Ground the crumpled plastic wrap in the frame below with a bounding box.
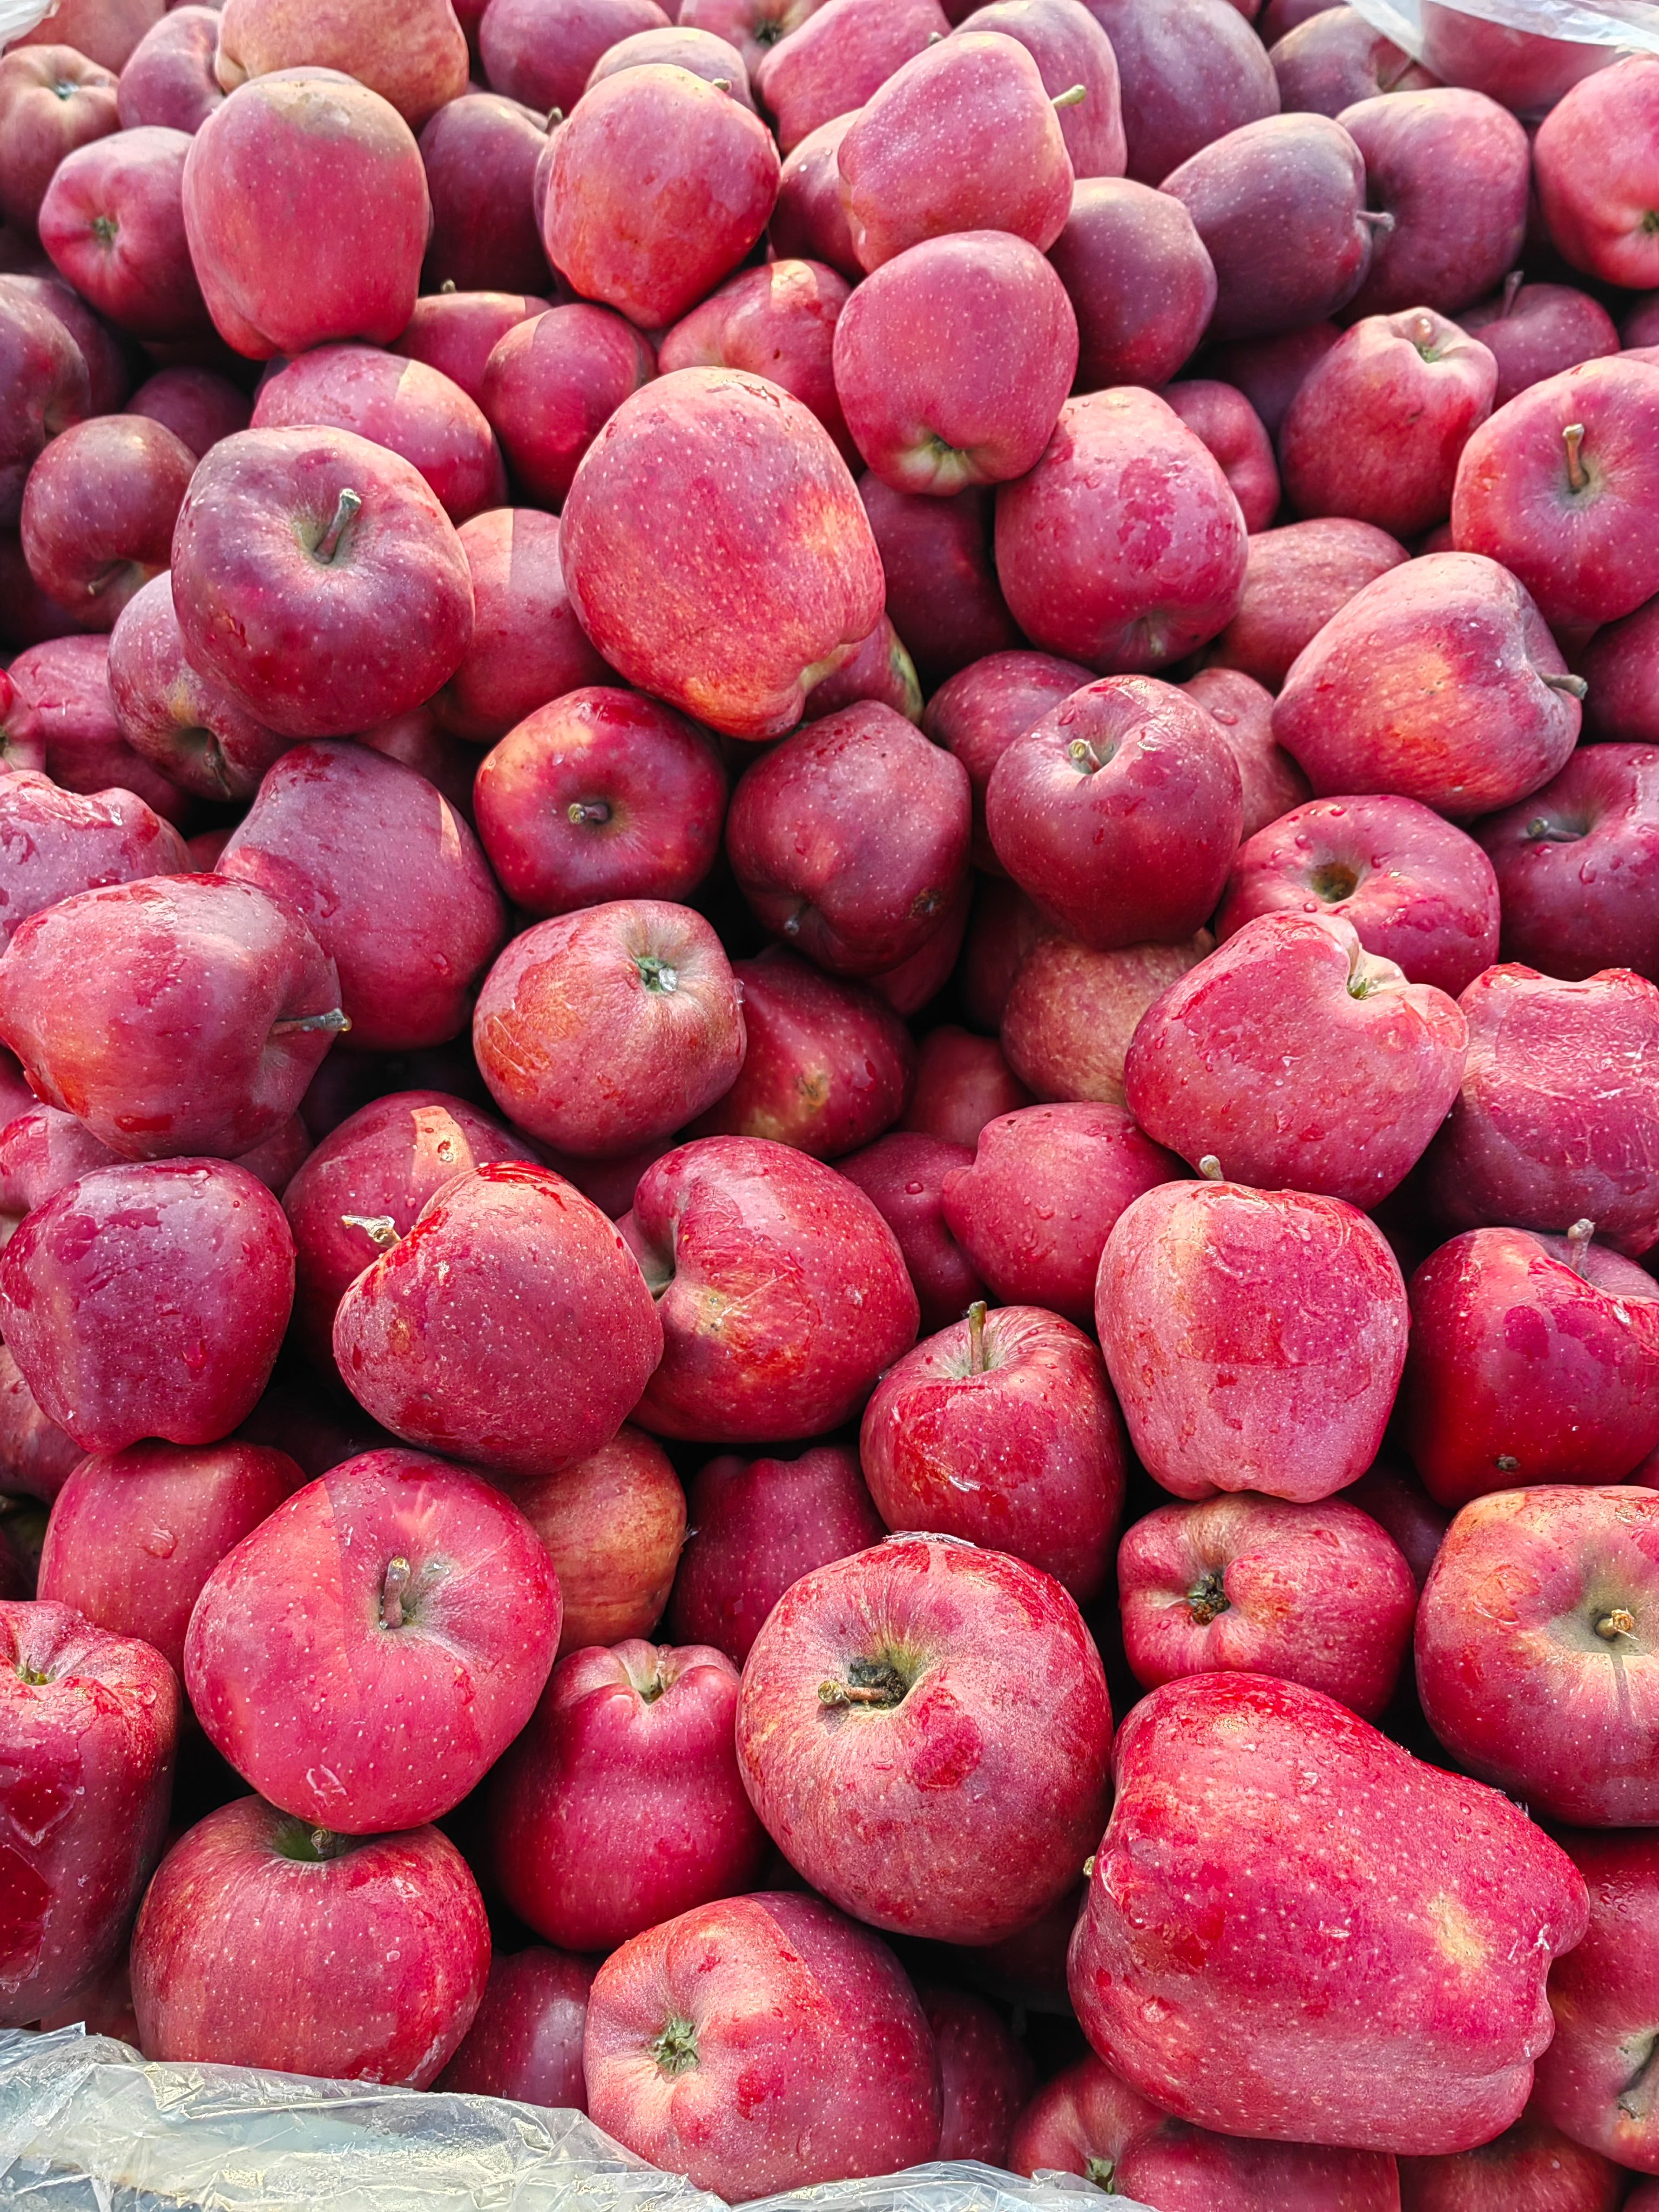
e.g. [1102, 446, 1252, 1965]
[1347, 0, 1659, 70]
[0, 2031, 1142, 2212]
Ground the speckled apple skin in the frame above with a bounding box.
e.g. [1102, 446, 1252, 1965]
[1532, 1830, 1659, 2171]
[584, 1891, 941, 2200]
[1397, 2104, 1625, 2212]
[435, 1947, 594, 2108]
[736, 1533, 1112, 1945]
[1070, 1670, 1588, 2153]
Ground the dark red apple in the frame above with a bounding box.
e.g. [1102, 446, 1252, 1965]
[1182, 665, 1311, 835]
[1270, 4, 1439, 114]
[0, 764, 187, 946]
[106, 572, 291, 801]
[922, 650, 1092, 871]
[902, 1026, 1029, 1149]
[1583, 598, 1659, 745]
[1479, 745, 1659, 983]
[126, 363, 249, 457]
[392, 289, 548, 407]
[658, 257, 851, 460]
[860, 475, 1022, 685]
[21, 413, 194, 631]
[1205, 316, 1339, 439]
[0, 46, 119, 234]
[116, 5, 224, 132]
[1530, 1831, 1659, 2171]
[480, 303, 655, 509]
[38, 125, 206, 341]
[1398, 2105, 1626, 2212]
[1048, 175, 1216, 389]
[753, 0, 946, 151]
[770, 109, 861, 281]
[1339, 87, 1529, 318]
[0, 1344, 84, 1506]
[1159, 377, 1279, 531]
[1081, 0, 1279, 185]
[435, 1947, 594, 2107]
[837, 1129, 984, 1330]
[1462, 277, 1620, 410]
[434, 507, 611, 745]
[419, 91, 548, 296]
[480, 0, 671, 113]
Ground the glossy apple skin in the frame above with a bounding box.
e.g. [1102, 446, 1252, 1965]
[0, 283, 91, 529]
[480, 0, 670, 111]
[393, 291, 548, 408]
[755, 0, 944, 150]
[1404, 1231, 1659, 1510]
[1125, 911, 1468, 1206]
[181, 69, 429, 359]
[0, 47, 119, 233]
[1048, 177, 1216, 390]
[433, 510, 610, 746]
[738, 1534, 1111, 1944]
[1481, 746, 1659, 983]
[1001, 933, 1211, 1108]
[1009, 2050, 1402, 2206]
[861, 476, 1022, 685]
[215, 0, 467, 127]
[130, 1796, 490, 2086]
[0, 1600, 178, 2030]
[801, 610, 923, 725]
[38, 126, 206, 342]
[621, 1135, 917, 1441]
[769, 110, 860, 280]
[690, 948, 913, 1161]
[678, 0, 823, 78]
[0, 1345, 83, 1506]
[37, 1441, 306, 1676]
[507, 1426, 685, 1658]
[117, 6, 224, 132]
[106, 575, 291, 802]
[922, 650, 1093, 872]
[1452, 359, 1659, 631]
[1425, 966, 1659, 1258]
[436, 1947, 594, 2106]
[902, 1028, 1029, 1151]
[924, 1986, 1035, 2166]
[589, 24, 757, 104]
[561, 368, 883, 742]
[127, 365, 249, 458]
[1073, 1671, 1589, 2153]
[334, 1161, 663, 1479]
[1119, 1492, 1417, 1717]
[1271, 5, 1439, 114]
[1159, 380, 1279, 533]
[1398, 2105, 1625, 2212]
[0, 1159, 293, 1453]
[1531, 1832, 1659, 2170]
[480, 304, 655, 510]
[0, 636, 185, 824]
[1206, 517, 1410, 691]
[996, 388, 1249, 675]
[1461, 282, 1620, 412]
[1534, 58, 1659, 290]
[21, 414, 194, 632]
[186, 1447, 558, 1833]
[1583, 601, 1659, 746]
[1339, 89, 1528, 319]
[987, 675, 1243, 950]
[0, 767, 187, 948]
[659, 258, 851, 461]
[1272, 552, 1580, 821]
[1220, 794, 1500, 999]
[585, 1891, 941, 2200]
[1101, 1178, 1409, 1505]
[957, 0, 1124, 177]
[666, 1442, 884, 1666]
[837, 1130, 983, 1332]
[1181, 669, 1309, 838]
[860, 1304, 1126, 1602]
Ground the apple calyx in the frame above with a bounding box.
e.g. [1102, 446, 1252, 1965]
[15, 1663, 50, 1687]
[271, 1008, 352, 1037]
[1596, 1608, 1637, 1641]
[341, 1213, 400, 1250]
[1084, 2155, 1117, 2191]
[1563, 1217, 1596, 1276]
[379, 1554, 413, 1629]
[711, 76, 732, 91]
[314, 487, 363, 565]
[1053, 83, 1088, 108]
[651, 2014, 700, 2076]
[967, 1299, 988, 1376]
[635, 953, 679, 996]
[819, 1653, 911, 1711]
[1562, 422, 1589, 495]
[1495, 1453, 1521, 1473]
[1309, 860, 1359, 903]
[1187, 1568, 1229, 1627]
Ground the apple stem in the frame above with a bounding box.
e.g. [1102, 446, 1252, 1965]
[1542, 672, 1589, 699]
[1524, 814, 1580, 841]
[1562, 422, 1589, 494]
[315, 487, 362, 563]
[380, 1555, 413, 1630]
[309, 1827, 348, 1860]
[271, 1008, 352, 1037]
[1500, 268, 1525, 316]
[341, 1213, 400, 1250]
[547, 107, 563, 127]
[1356, 209, 1396, 232]
[1053, 82, 1088, 107]
[1597, 1608, 1636, 1641]
[1198, 1155, 1224, 1182]
[439, 278, 457, 294]
[1564, 1217, 1596, 1274]
[1082, 1853, 1096, 1879]
[967, 1299, 988, 1374]
[711, 74, 732, 89]
[819, 1680, 895, 1707]
[568, 799, 612, 825]
[1067, 737, 1101, 774]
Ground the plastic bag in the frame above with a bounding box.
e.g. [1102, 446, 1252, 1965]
[1348, 0, 1659, 113]
[0, 2030, 1140, 2212]
[0, 0, 55, 51]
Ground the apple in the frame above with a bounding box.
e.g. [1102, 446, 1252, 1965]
[1479, 745, 1659, 983]
[902, 1027, 1030, 1149]
[20, 414, 194, 631]
[1583, 599, 1659, 745]
[393, 289, 549, 408]
[480, 0, 671, 113]
[1339, 88, 1529, 318]
[860, 475, 1022, 685]
[836, 1130, 984, 1330]
[987, 675, 1243, 948]
[924, 1986, 1035, 2166]
[1271, 552, 1582, 819]
[1072, 1670, 1588, 2152]
[1081, 0, 1278, 185]
[214, 0, 467, 126]
[36, 1440, 305, 1676]
[1048, 177, 1217, 389]
[1159, 379, 1279, 532]
[622, 1135, 918, 1439]
[1416, 1, 1610, 109]
[333, 1162, 664, 1479]
[1, 635, 188, 823]
[677, 0, 824, 78]
[38, 125, 205, 341]
[0, 1345, 83, 1506]
[956, 0, 1125, 178]
[1206, 317, 1340, 439]
[9, 0, 166, 68]
[172, 424, 474, 740]
[770, 110, 861, 281]
[0, 765, 187, 947]
[560, 369, 884, 741]
[657, 258, 849, 460]
[433, 510, 610, 747]
[116, 6, 224, 133]
[0, 1102, 122, 1233]
[834, 231, 1077, 496]
[1000, 931, 1211, 1106]
[1461, 278, 1621, 411]
[130, 1795, 490, 2085]
[480, 304, 655, 509]
[1270, 5, 1439, 114]
[754, 0, 947, 151]
[922, 650, 1091, 871]
[1181, 667, 1311, 836]
[182, 70, 430, 359]
[127, 365, 250, 457]
[3, 267, 124, 421]
[0, 46, 119, 233]
[1423, 965, 1659, 1258]
[800, 609, 922, 724]
[435, 1947, 595, 2106]
[1398, 2105, 1626, 2212]
[994, 389, 1249, 674]
[959, 875, 1054, 1029]
[106, 572, 291, 801]
[1534, 57, 1659, 290]
[1205, 516, 1409, 690]
[1531, 1832, 1659, 2170]
[0, 1599, 177, 2029]
[588, 25, 758, 106]
[506, 1426, 685, 1657]
[584, 1891, 941, 2198]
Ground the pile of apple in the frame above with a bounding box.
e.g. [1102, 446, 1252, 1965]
[6, 0, 1659, 2202]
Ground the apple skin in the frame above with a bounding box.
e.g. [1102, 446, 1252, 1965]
[1415, 0, 1610, 109]
[690, 947, 913, 1159]
[38, 126, 206, 342]
[1338, 89, 1529, 319]
[1451, 358, 1659, 631]
[621, 1135, 918, 1441]
[801, 610, 923, 725]
[659, 258, 850, 460]
[1008, 2049, 1404, 2206]
[832, 231, 1078, 496]
[1271, 552, 1581, 821]
[106, 575, 292, 802]
[589, 25, 758, 105]
[130, 1795, 490, 2086]
[924, 1986, 1036, 2166]
[419, 92, 548, 294]
[1099, 1177, 1408, 1503]
[171, 425, 474, 742]
[957, 0, 1125, 178]
[1480, 746, 1659, 984]
[1159, 380, 1279, 533]
[903, 1027, 1030, 1150]
[1118, 1491, 1418, 1717]
[215, 0, 468, 129]
[922, 649, 1094, 872]
[543, 66, 778, 331]
[837, 1130, 984, 1331]
[941, 1102, 1178, 1326]
[860, 476, 1022, 686]
[1181, 667, 1310, 838]
[1205, 516, 1410, 690]
[1282, 308, 1498, 539]
[1582, 601, 1659, 745]
[186, 1447, 558, 1834]
[1219, 793, 1501, 998]
[1534, 58, 1659, 291]
[960, 876, 1053, 1030]
[480, 304, 655, 510]
[1048, 176, 1216, 390]
[1124, 912, 1467, 1208]
[474, 901, 745, 1158]
[1000, 932, 1211, 1107]
[1081, 0, 1278, 184]
[1270, 5, 1439, 115]
[1071, 1670, 1589, 2154]
[393, 291, 549, 409]
[128, 365, 249, 458]
[987, 675, 1243, 949]
[860, 1303, 1127, 1602]
[0, 766, 187, 947]
[1, 636, 189, 825]
[560, 368, 884, 743]
[21, 414, 195, 632]
[584, 1891, 942, 2199]
[1397, 2105, 1626, 2212]
[1461, 281, 1620, 412]
[435, 1947, 594, 2106]
[1404, 1230, 1659, 1510]
[0, 280, 95, 533]
[506, 1425, 685, 1658]
[433, 510, 610, 746]
[333, 1161, 664, 1480]
[181, 70, 429, 360]
[480, 0, 670, 112]
[0, 1599, 178, 2030]
[1206, 319, 1340, 441]
[754, 0, 947, 151]
[770, 110, 861, 281]
[666, 1442, 884, 1666]
[0, 1345, 84, 1506]
[678, 0, 824, 79]
[1530, 1832, 1659, 2170]
[726, 702, 970, 977]
[282, 1089, 537, 1365]
[0, 1102, 118, 1231]
[994, 389, 1249, 675]
[1424, 966, 1659, 1258]
[0, 46, 119, 234]
[737, 1533, 1112, 1944]
[117, 6, 224, 133]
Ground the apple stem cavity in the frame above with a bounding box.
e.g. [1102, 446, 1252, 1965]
[271, 1008, 352, 1037]
[1053, 82, 1088, 107]
[1563, 422, 1589, 494]
[1198, 1155, 1224, 1182]
[315, 488, 363, 564]
[1187, 1569, 1229, 1627]
[1565, 1217, 1596, 1273]
[967, 1299, 988, 1375]
[651, 2014, 699, 2075]
[1541, 672, 1589, 699]
[341, 1213, 400, 1250]
[379, 1554, 413, 1630]
[1597, 1608, 1637, 1641]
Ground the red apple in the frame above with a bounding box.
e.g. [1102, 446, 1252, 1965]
[1416, 0, 1609, 110]
[1462, 278, 1620, 410]
[106, 572, 291, 800]
[659, 258, 849, 458]
[130, 1795, 490, 2085]
[127, 363, 249, 457]
[836, 1129, 984, 1330]
[1000, 931, 1211, 1105]
[1081, 0, 1278, 184]
[392, 289, 549, 407]
[417, 92, 549, 295]
[1480, 745, 1659, 983]
[433, 508, 611, 746]
[925, 1985, 1036, 2165]
[1398, 2105, 1626, 2212]
[1270, 5, 1439, 114]
[0, 1599, 177, 2028]
[769, 109, 861, 280]
[1339, 88, 1530, 318]
[1, 634, 188, 822]
[0, 46, 119, 233]
[956, 0, 1126, 178]
[480, 303, 655, 509]
[1583, 598, 1659, 745]
[21, 414, 194, 631]
[1534, 57, 1659, 290]
[37, 123, 205, 344]
[1159, 377, 1279, 531]
[507, 1425, 685, 1657]
[1205, 515, 1409, 689]
[480, 0, 670, 112]
[678, 0, 824, 78]
[588, 24, 758, 105]
[922, 649, 1092, 871]
[436, 1948, 594, 2106]
[214, 0, 468, 127]
[1182, 666, 1311, 835]
[0, 1344, 83, 1505]
[1531, 1832, 1659, 2170]
[1047, 176, 1217, 389]
[753, 0, 946, 150]
[902, 1027, 1029, 1149]
[1206, 317, 1340, 439]
[800, 608, 922, 724]
[116, 5, 224, 132]
[860, 475, 1022, 684]
[0, 764, 186, 946]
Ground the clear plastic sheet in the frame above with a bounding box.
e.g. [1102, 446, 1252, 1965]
[0, 2031, 1146, 2212]
[1347, 0, 1659, 63]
